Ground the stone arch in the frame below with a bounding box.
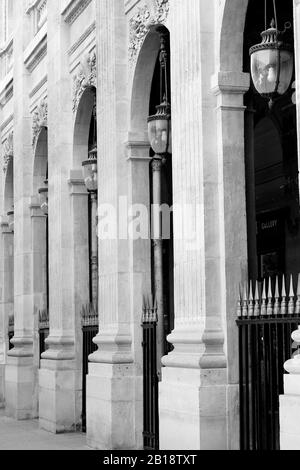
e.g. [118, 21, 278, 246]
[130, 28, 161, 137]
[33, 126, 48, 195]
[218, 0, 249, 72]
[73, 86, 96, 169]
[4, 157, 13, 214]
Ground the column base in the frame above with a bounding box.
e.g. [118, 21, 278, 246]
[86, 363, 142, 450]
[39, 359, 81, 433]
[159, 366, 228, 450]
[5, 356, 38, 419]
[0, 364, 5, 408]
[280, 374, 300, 450]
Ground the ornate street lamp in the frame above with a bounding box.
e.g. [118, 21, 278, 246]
[38, 179, 48, 216]
[249, 2, 294, 107]
[82, 99, 98, 312]
[148, 30, 171, 157]
[7, 208, 14, 233]
[147, 27, 171, 372]
[82, 146, 98, 193]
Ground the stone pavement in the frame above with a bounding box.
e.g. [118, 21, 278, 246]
[0, 411, 91, 450]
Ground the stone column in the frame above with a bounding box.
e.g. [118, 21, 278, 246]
[5, 4, 38, 420]
[279, 1, 300, 450]
[294, 0, 300, 179]
[127, 140, 152, 450]
[0, 219, 13, 407]
[244, 103, 258, 281]
[38, 6, 81, 432]
[30, 198, 47, 400]
[86, 0, 141, 450]
[159, 0, 249, 450]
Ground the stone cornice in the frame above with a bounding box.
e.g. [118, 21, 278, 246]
[68, 21, 96, 56]
[62, 0, 93, 25]
[0, 114, 13, 133]
[24, 27, 47, 73]
[0, 75, 13, 108]
[29, 75, 47, 99]
[0, 36, 13, 58]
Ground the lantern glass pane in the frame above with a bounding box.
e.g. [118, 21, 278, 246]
[83, 162, 98, 192]
[148, 117, 171, 155]
[251, 49, 279, 95]
[278, 50, 294, 95]
[251, 48, 294, 96]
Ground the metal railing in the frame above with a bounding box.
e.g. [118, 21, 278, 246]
[142, 298, 159, 450]
[81, 303, 98, 433]
[236, 275, 300, 450]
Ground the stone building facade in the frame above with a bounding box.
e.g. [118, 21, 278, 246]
[0, 0, 300, 451]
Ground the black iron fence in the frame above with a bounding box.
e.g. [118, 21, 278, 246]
[237, 277, 300, 450]
[81, 304, 98, 433]
[142, 299, 159, 450]
[39, 309, 49, 359]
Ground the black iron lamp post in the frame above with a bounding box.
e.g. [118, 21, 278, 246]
[249, 1, 294, 107]
[82, 102, 98, 312]
[147, 28, 171, 371]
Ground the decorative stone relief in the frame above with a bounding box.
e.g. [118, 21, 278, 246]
[32, 97, 48, 147]
[129, 0, 170, 64]
[72, 51, 97, 113]
[2, 132, 13, 174]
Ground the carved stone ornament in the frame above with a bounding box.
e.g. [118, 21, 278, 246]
[72, 51, 97, 113]
[2, 132, 13, 174]
[129, 0, 170, 63]
[32, 97, 48, 147]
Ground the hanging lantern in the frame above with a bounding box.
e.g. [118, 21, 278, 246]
[82, 98, 98, 193]
[82, 145, 98, 193]
[38, 180, 48, 215]
[148, 98, 171, 156]
[7, 208, 14, 233]
[250, 15, 294, 106]
[147, 29, 172, 156]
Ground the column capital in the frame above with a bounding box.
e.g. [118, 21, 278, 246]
[29, 196, 46, 218]
[68, 168, 88, 196]
[126, 138, 151, 162]
[211, 71, 250, 96]
[0, 219, 10, 234]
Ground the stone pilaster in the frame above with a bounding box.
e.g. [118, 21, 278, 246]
[294, 0, 300, 173]
[159, 0, 249, 450]
[86, 0, 140, 450]
[280, 1, 300, 449]
[38, 5, 81, 433]
[5, 3, 37, 420]
[30, 199, 47, 402]
[0, 220, 13, 408]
